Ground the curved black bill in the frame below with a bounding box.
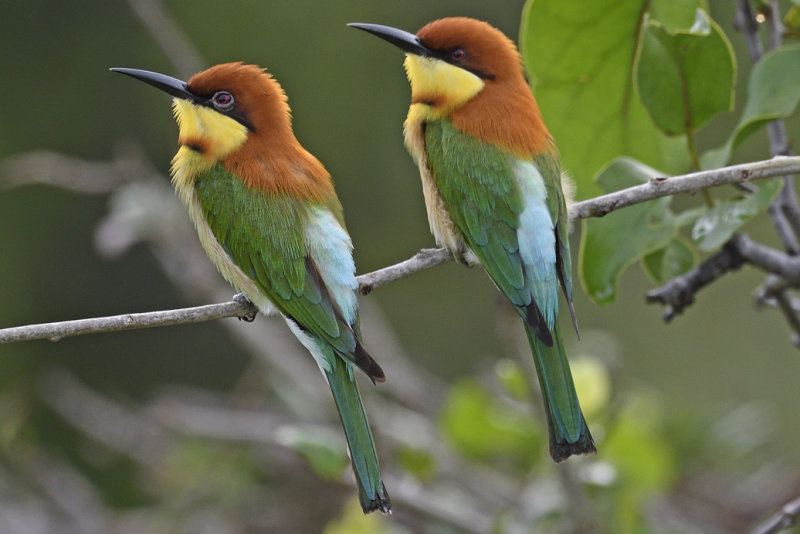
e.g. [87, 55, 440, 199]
[110, 67, 195, 100]
[347, 22, 433, 57]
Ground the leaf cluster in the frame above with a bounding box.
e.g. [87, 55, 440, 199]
[522, 0, 800, 303]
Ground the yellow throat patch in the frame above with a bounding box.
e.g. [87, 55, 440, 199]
[170, 99, 248, 194]
[403, 54, 485, 120]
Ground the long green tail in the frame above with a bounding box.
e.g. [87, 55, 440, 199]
[526, 319, 596, 462]
[325, 350, 391, 513]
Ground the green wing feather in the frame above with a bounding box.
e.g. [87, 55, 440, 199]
[425, 120, 545, 319]
[193, 164, 389, 511]
[194, 165, 382, 381]
[424, 119, 594, 460]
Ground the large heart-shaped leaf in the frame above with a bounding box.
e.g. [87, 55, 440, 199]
[520, 0, 689, 198]
[701, 46, 800, 169]
[636, 9, 735, 136]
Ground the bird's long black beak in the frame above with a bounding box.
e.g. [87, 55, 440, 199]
[110, 67, 195, 100]
[348, 23, 433, 57]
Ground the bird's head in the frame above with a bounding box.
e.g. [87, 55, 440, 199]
[350, 18, 552, 157]
[349, 17, 524, 116]
[112, 62, 331, 197]
[111, 63, 292, 164]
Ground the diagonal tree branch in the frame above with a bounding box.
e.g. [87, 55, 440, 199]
[645, 236, 748, 321]
[0, 298, 258, 344]
[568, 156, 800, 220]
[659, 0, 800, 342]
[3, 155, 800, 345]
[749, 495, 800, 534]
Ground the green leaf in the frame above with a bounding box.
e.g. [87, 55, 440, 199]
[642, 238, 695, 283]
[649, 0, 706, 32]
[579, 158, 676, 304]
[569, 356, 612, 420]
[324, 499, 394, 534]
[161, 439, 258, 507]
[520, 0, 688, 199]
[784, 4, 800, 39]
[604, 392, 677, 494]
[494, 359, 531, 401]
[636, 9, 736, 137]
[439, 379, 541, 465]
[701, 46, 800, 169]
[691, 179, 782, 251]
[396, 446, 436, 481]
[274, 425, 349, 479]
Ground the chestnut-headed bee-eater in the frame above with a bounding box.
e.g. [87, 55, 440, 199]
[349, 18, 596, 461]
[111, 63, 390, 512]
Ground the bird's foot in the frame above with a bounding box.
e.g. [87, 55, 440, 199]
[233, 293, 258, 322]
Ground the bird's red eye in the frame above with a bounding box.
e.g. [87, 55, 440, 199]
[212, 91, 234, 110]
[451, 48, 466, 61]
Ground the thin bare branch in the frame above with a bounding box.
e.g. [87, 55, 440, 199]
[646, 237, 747, 321]
[3, 156, 800, 345]
[0, 298, 257, 344]
[653, 1, 800, 337]
[569, 156, 800, 220]
[124, 0, 204, 78]
[750, 495, 800, 534]
[734, 234, 800, 283]
[735, 0, 765, 62]
[647, 233, 800, 322]
[358, 248, 452, 295]
[0, 143, 153, 193]
[756, 275, 800, 347]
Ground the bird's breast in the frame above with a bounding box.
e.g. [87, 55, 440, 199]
[403, 114, 467, 255]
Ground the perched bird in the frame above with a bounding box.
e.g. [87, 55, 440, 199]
[349, 18, 595, 461]
[111, 63, 390, 512]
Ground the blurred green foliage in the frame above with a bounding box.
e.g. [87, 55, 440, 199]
[440, 378, 542, 467]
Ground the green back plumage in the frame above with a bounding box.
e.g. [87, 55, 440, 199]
[424, 120, 566, 327]
[196, 165, 359, 360]
[424, 119, 594, 460]
[194, 164, 389, 510]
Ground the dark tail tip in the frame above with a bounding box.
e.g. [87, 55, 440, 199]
[354, 340, 386, 383]
[550, 430, 597, 462]
[361, 484, 392, 514]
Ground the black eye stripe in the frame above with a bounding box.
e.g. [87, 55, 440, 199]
[195, 91, 253, 130]
[436, 49, 495, 80]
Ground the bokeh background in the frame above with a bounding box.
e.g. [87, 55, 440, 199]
[1, 1, 799, 533]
